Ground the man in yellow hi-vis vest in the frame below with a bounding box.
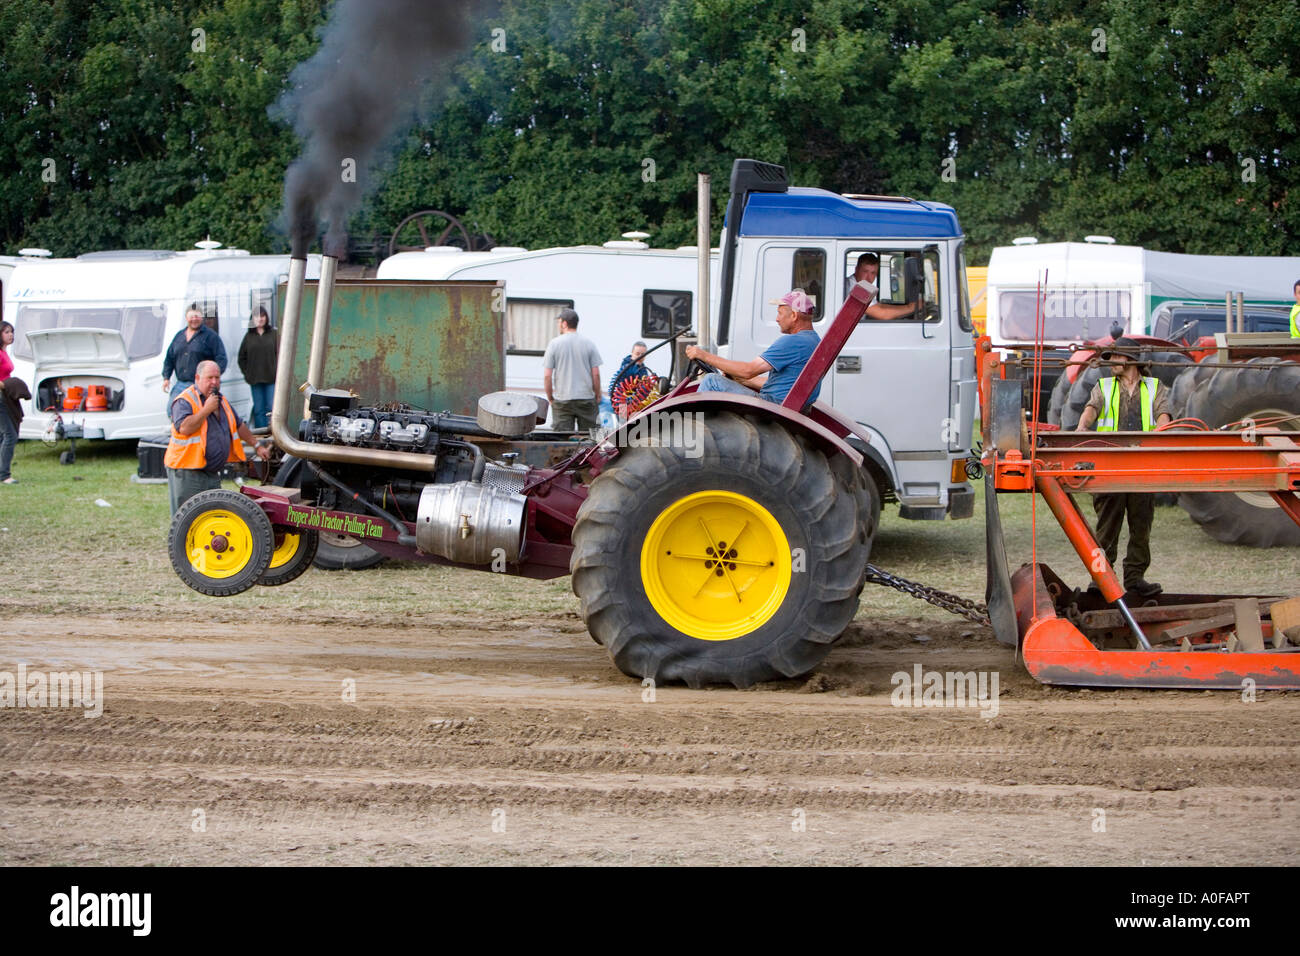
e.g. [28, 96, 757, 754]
[1290, 279, 1299, 338]
[1077, 339, 1173, 598]
[165, 360, 270, 514]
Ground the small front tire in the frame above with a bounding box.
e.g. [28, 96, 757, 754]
[257, 528, 319, 586]
[169, 489, 274, 596]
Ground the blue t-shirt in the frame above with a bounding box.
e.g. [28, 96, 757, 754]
[759, 330, 822, 404]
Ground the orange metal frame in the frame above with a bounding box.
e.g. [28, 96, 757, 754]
[976, 336, 1300, 689]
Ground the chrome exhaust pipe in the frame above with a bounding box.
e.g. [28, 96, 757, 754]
[304, 253, 336, 416]
[270, 254, 441, 472]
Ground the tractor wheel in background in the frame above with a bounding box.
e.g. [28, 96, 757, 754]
[1168, 361, 1217, 420]
[257, 527, 319, 586]
[1147, 350, 1193, 390]
[1146, 352, 1194, 505]
[1060, 366, 1107, 430]
[1178, 357, 1300, 547]
[570, 411, 869, 688]
[1046, 369, 1074, 426]
[311, 531, 389, 570]
[169, 489, 274, 596]
[273, 455, 388, 571]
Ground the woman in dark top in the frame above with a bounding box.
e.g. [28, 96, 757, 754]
[237, 307, 278, 430]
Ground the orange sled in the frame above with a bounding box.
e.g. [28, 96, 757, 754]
[1013, 563, 1300, 690]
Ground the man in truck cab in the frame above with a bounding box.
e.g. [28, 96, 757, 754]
[685, 284, 919, 405]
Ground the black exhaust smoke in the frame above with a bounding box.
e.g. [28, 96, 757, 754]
[276, 0, 475, 257]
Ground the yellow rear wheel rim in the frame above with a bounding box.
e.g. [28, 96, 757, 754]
[640, 490, 792, 641]
[268, 531, 303, 570]
[185, 510, 255, 579]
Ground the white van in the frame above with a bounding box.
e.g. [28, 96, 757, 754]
[6, 245, 321, 441]
[376, 241, 718, 412]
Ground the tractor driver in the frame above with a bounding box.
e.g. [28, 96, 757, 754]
[685, 289, 821, 405]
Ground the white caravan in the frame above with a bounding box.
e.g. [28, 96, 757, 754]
[0, 250, 71, 326]
[986, 238, 1300, 348]
[6, 244, 322, 441]
[377, 241, 718, 413]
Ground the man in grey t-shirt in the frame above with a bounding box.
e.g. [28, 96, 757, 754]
[542, 308, 603, 431]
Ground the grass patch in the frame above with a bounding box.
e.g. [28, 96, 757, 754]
[1, 438, 1294, 626]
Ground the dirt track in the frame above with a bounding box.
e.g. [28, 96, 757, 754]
[2, 607, 1297, 866]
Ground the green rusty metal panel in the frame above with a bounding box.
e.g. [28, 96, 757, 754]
[279, 279, 503, 414]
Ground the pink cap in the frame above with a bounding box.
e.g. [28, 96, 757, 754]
[769, 288, 815, 314]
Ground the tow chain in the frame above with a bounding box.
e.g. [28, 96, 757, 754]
[863, 563, 991, 625]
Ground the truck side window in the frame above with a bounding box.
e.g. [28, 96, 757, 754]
[956, 248, 973, 332]
[792, 249, 825, 319]
[642, 289, 692, 338]
[845, 250, 939, 322]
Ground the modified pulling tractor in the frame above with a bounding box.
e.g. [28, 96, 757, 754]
[168, 160, 1300, 690]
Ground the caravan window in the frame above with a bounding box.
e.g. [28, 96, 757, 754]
[507, 298, 573, 355]
[999, 289, 1131, 341]
[192, 300, 220, 334]
[12, 303, 169, 361]
[642, 289, 692, 339]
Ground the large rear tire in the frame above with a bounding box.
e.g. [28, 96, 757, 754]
[169, 489, 274, 596]
[570, 411, 871, 688]
[1178, 357, 1300, 547]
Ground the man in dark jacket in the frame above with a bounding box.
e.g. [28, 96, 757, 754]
[162, 305, 227, 403]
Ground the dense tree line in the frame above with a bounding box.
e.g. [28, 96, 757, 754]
[1, 0, 1297, 262]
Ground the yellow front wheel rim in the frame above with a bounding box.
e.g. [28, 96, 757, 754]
[641, 490, 792, 641]
[185, 510, 255, 579]
[268, 531, 303, 569]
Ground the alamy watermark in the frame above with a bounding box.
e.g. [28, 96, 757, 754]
[598, 411, 704, 459]
[890, 664, 999, 719]
[1, 663, 103, 718]
[50, 886, 150, 936]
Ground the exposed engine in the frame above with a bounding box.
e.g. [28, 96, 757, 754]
[292, 388, 532, 566]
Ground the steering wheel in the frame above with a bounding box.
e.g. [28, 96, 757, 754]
[686, 357, 718, 378]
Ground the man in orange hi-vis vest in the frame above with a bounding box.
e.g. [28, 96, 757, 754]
[165, 360, 270, 514]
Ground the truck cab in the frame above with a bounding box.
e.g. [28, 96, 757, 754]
[715, 160, 976, 519]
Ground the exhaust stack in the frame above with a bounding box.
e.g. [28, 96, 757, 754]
[305, 254, 338, 416]
[270, 254, 441, 472]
